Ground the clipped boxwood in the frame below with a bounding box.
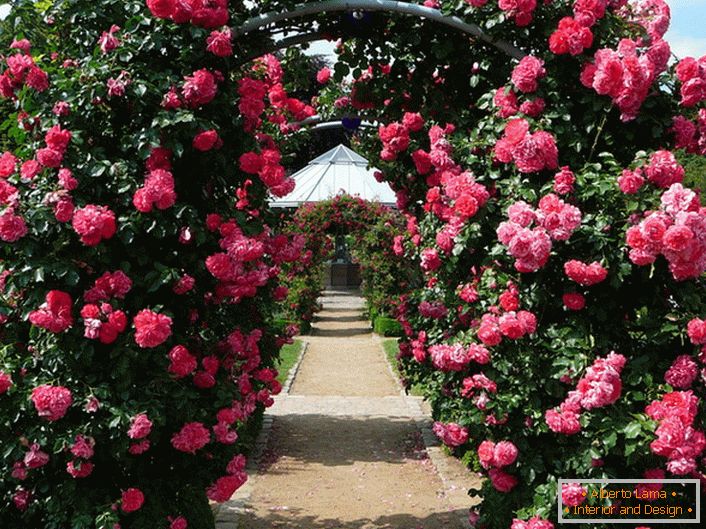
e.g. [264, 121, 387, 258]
[373, 316, 404, 337]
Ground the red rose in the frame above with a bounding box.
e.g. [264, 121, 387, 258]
[193, 129, 221, 152]
[121, 488, 145, 513]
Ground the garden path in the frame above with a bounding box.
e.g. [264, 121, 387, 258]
[229, 289, 478, 529]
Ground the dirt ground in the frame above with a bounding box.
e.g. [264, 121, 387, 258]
[238, 290, 478, 529]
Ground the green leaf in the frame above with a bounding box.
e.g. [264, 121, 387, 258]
[623, 421, 642, 439]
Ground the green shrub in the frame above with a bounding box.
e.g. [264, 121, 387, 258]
[373, 316, 404, 337]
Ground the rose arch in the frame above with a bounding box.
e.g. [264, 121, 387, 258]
[0, 1, 705, 529]
[276, 194, 412, 332]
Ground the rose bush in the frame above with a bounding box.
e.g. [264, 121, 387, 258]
[307, 2, 706, 528]
[278, 194, 412, 327]
[1, 0, 705, 528]
[0, 1, 314, 527]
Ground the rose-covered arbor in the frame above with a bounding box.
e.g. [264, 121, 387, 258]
[277, 194, 412, 329]
[0, 1, 705, 529]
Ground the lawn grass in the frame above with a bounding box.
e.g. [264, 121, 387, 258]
[276, 339, 304, 384]
[382, 338, 425, 397]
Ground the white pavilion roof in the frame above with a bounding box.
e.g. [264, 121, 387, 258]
[270, 145, 397, 207]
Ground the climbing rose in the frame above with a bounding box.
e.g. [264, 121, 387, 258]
[173, 274, 195, 294]
[146, 0, 175, 19]
[429, 344, 472, 371]
[128, 414, 153, 439]
[98, 25, 120, 54]
[24, 444, 50, 469]
[20, 160, 41, 180]
[432, 421, 469, 447]
[193, 129, 221, 151]
[29, 290, 74, 333]
[664, 355, 698, 388]
[71, 205, 116, 246]
[576, 352, 626, 409]
[0, 209, 28, 242]
[549, 17, 593, 56]
[170, 517, 188, 529]
[66, 460, 94, 478]
[0, 151, 17, 177]
[31, 384, 73, 421]
[494, 119, 558, 173]
[626, 183, 706, 280]
[0, 371, 12, 394]
[498, 0, 537, 27]
[617, 168, 645, 194]
[420, 248, 441, 271]
[520, 97, 545, 117]
[206, 473, 248, 502]
[553, 167, 575, 195]
[488, 468, 518, 492]
[564, 260, 608, 286]
[168, 345, 198, 377]
[545, 408, 581, 435]
[182, 69, 218, 108]
[133, 309, 172, 348]
[644, 150, 684, 188]
[171, 422, 211, 453]
[58, 168, 78, 190]
[687, 318, 706, 344]
[494, 86, 518, 118]
[511, 517, 554, 529]
[316, 67, 331, 84]
[206, 28, 232, 57]
[70, 435, 95, 459]
[562, 293, 585, 311]
[121, 488, 145, 513]
[562, 483, 587, 506]
[84, 270, 132, 302]
[80, 303, 127, 344]
[133, 169, 177, 212]
[478, 440, 518, 468]
[646, 390, 705, 474]
[511, 56, 546, 93]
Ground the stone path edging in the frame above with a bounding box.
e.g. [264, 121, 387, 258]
[214, 314, 471, 529]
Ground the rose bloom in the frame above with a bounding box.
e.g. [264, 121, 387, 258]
[170, 517, 188, 529]
[67, 460, 94, 478]
[121, 488, 145, 513]
[206, 28, 232, 57]
[206, 473, 248, 502]
[562, 482, 587, 506]
[70, 435, 95, 459]
[432, 421, 469, 447]
[665, 355, 698, 388]
[316, 67, 331, 84]
[488, 468, 518, 492]
[0, 209, 28, 242]
[511, 55, 546, 93]
[171, 422, 211, 453]
[563, 292, 585, 311]
[31, 384, 73, 421]
[133, 309, 172, 348]
[0, 370, 12, 394]
[71, 204, 116, 246]
[687, 318, 706, 344]
[128, 413, 153, 439]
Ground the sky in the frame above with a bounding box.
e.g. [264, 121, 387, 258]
[0, 1, 704, 58]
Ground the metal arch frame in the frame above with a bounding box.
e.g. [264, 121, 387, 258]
[238, 31, 327, 65]
[301, 119, 378, 131]
[233, 0, 525, 60]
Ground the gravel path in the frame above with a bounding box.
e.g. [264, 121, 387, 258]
[233, 289, 478, 529]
